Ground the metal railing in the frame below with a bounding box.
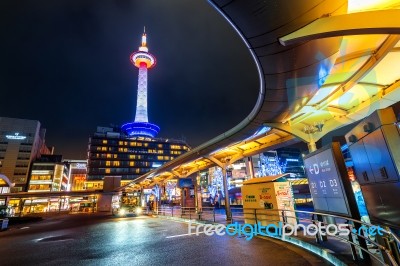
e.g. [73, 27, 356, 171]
[154, 206, 400, 266]
[155, 206, 229, 223]
[232, 208, 400, 266]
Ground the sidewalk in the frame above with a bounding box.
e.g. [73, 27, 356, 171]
[155, 208, 377, 266]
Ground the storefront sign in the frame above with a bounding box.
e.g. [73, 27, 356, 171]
[6, 133, 26, 140]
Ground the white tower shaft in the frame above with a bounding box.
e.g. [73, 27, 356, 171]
[134, 64, 149, 122]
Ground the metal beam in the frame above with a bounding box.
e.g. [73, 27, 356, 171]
[279, 10, 400, 46]
[205, 155, 225, 169]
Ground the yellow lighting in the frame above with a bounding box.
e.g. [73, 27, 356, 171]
[348, 0, 400, 13]
[330, 84, 380, 110]
[338, 35, 386, 56]
[360, 51, 400, 85]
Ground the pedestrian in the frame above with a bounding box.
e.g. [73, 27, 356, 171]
[209, 195, 214, 206]
[214, 194, 219, 209]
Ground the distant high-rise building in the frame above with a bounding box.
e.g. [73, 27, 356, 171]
[87, 31, 189, 189]
[0, 117, 52, 192]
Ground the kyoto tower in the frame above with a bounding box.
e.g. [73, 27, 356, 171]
[122, 29, 160, 138]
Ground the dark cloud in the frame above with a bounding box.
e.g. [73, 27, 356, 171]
[0, 0, 258, 158]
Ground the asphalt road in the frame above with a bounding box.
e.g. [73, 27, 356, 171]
[0, 214, 331, 266]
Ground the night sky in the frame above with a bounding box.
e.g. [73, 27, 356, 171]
[0, 1, 258, 159]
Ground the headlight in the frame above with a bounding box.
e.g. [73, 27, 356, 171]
[135, 207, 142, 214]
[119, 209, 126, 215]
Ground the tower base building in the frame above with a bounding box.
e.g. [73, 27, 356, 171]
[86, 126, 189, 189]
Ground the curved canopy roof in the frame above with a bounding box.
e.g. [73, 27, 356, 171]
[120, 0, 400, 190]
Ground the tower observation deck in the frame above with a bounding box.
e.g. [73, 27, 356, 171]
[122, 29, 160, 138]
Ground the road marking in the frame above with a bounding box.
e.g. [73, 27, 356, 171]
[20, 227, 30, 230]
[165, 233, 193, 239]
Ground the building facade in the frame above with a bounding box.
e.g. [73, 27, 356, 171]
[0, 117, 51, 192]
[87, 126, 189, 189]
[65, 160, 87, 191]
[28, 155, 70, 192]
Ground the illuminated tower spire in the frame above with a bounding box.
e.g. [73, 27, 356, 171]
[121, 29, 160, 138]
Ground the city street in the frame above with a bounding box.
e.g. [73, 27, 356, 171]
[0, 214, 330, 266]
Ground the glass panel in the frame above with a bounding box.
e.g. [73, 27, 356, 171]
[361, 51, 400, 85]
[325, 55, 370, 85]
[307, 85, 339, 105]
[330, 84, 381, 109]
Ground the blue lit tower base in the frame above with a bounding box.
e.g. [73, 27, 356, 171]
[121, 122, 160, 138]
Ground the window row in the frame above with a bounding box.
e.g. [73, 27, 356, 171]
[92, 146, 183, 155]
[30, 175, 52, 181]
[29, 184, 51, 191]
[92, 139, 189, 150]
[89, 154, 173, 161]
[89, 168, 155, 174]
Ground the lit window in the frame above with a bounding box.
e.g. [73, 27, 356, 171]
[119, 141, 123, 145]
[130, 142, 136, 146]
[124, 142, 128, 145]
[130, 162, 135, 166]
[158, 144, 162, 148]
[107, 154, 112, 158]
[106, 161, 111, 166]
[144, 143, 148, 147]
[129, 155, 135, 159]
[105, 168, 110, 174]
[102, 140, 108, 144]
[101, 147, 107, 151]
[137, 143, 142, 147]
[113, 154, 117, 158]
[113, 161, 120, 167]
[157, 156, 163, 160]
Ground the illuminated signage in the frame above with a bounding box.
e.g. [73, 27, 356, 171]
[152, 162, 162, 168]
[6, 133, 26, 140]
[143, 189, 152, 194]
[72, 163, 87, 169]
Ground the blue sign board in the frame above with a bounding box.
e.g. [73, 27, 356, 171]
[178, 178, 193, 188]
